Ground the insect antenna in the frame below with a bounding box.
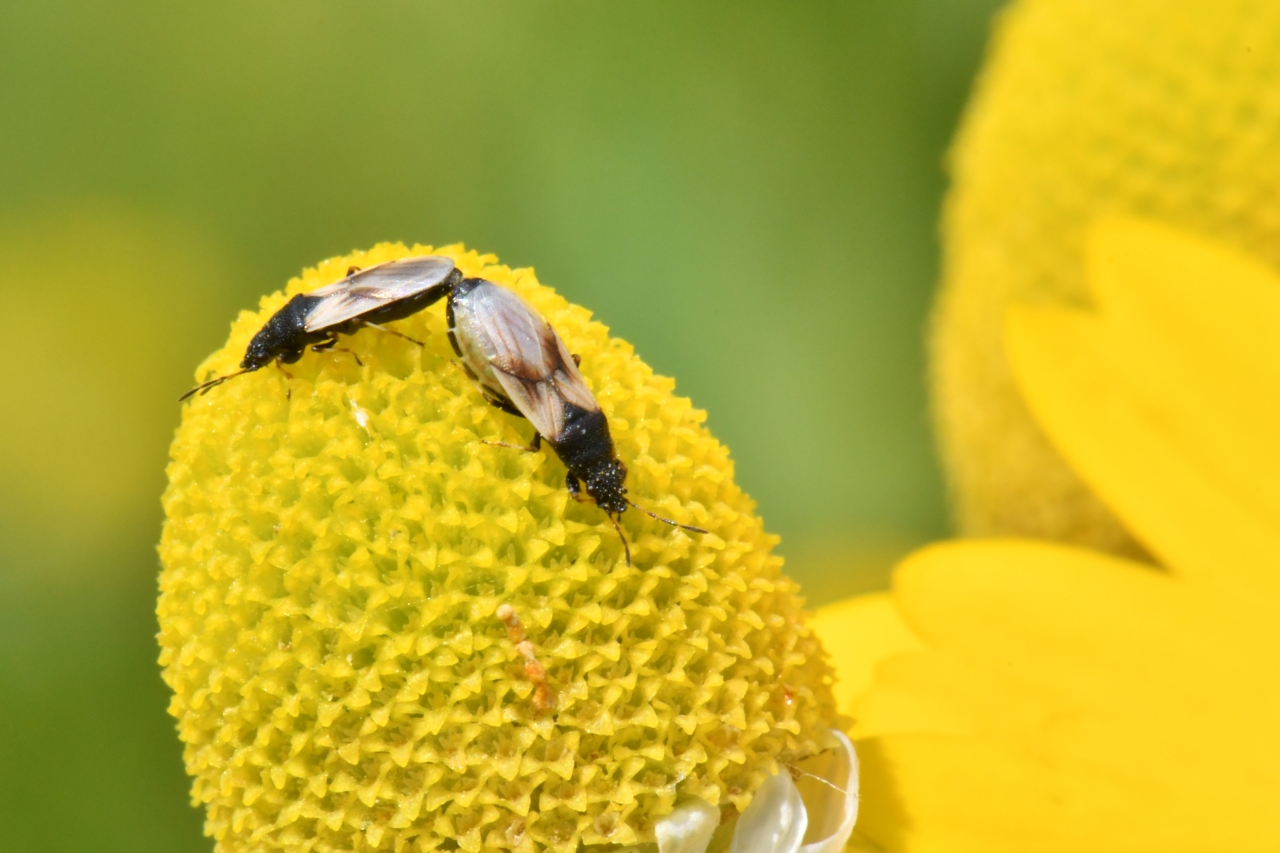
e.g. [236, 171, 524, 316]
[608, 514, 633, 567]
[625, 500, 708, 534]
[178, 368, 252, 401]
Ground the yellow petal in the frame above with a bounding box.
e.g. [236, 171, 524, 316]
[857, 735, 1147, 853]
[810, 593, 923, 725]
[1006, 216, 1280, 590]
[855, 540, 1280, 852]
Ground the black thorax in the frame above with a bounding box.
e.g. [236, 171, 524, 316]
[550, 402, 616, 478]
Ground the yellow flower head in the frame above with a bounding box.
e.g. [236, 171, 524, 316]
[933, 0, 1280, 555]
[820, 217, 1280, 851]
[158, 243, 843, 852]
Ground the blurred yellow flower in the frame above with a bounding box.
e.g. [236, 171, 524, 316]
[933, 0, 1280, 556]
[158, 244, 856, 853]
[0, 207, 227, 578]
[817, 216, 1280, 851]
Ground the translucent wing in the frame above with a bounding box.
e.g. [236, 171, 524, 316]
[302, 255, 456, 331]
[452, 281, 599, 441]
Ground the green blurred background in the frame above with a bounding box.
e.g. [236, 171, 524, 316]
[0, 1, 1003, 850]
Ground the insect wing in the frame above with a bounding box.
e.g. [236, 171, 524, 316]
[546, 331, 599, 412]
[457, 282, 599, 441]
[302, 255, 456, 332]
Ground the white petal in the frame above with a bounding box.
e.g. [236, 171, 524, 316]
[656, 798, 721, 853]
[728, 765, 809, 853]
[796, 730, 859, 853]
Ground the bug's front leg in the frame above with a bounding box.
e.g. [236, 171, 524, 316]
[274, 358, 295, 400]
[565, 472, 590, 503]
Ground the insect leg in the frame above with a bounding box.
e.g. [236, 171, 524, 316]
[484, 395, 525, 418]
[331, 348, 364, 366]
[565, 473, 591, 503]
[364, 322, 425, 348]
[273, 359, 295, 400]
[346, 265, 362, 276]
[571, 353, 582, 366]
[310, 337, 364, 367]
[449, 360, 525, 417]
[483, 433, 542, 454]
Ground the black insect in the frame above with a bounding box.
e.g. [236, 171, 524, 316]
[434, 276, 707, 565]
[180, 255, 460, 400]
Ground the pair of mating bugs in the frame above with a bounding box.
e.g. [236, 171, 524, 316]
[182, 255, 706, 564]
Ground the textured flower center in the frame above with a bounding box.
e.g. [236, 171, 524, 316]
[158, 243, 839, 853]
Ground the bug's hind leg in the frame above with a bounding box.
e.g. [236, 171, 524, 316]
[477, 393, 542, 451]
[365, 322, 426, 348]
[483, 394, 525, 419]
[448, 359, 539, 449]
[450, 360, 525, 418]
